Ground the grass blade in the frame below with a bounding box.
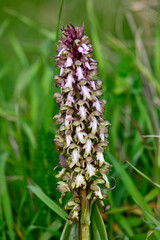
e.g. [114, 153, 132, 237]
[154, 27, 160, 80]
[0, 153, 14, 240]
[91, 203, 108, 240]
[56, 0, 65, 43]
[10, 33, 28, 67]
[40, 219, 62, 240]
[28, 185, 68, 220]
[126, 161, 160, 188]
[60, 221, 78, 240]
[106, 152, 160, 239]
[4, 8, 56, 40]
[106, 152, 153, 216]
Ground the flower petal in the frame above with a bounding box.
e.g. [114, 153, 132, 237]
[76, 66, 84, 80]
[65, 57, 73, 67]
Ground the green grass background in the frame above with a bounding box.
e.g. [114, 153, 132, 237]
[0, 0, 160, 239]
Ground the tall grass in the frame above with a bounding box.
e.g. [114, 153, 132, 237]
[0, 0, 160, 239]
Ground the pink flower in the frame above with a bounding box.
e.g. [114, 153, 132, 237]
[54, 24, 111, 222]
[93, 99, 102, 112]
[66, 135, 72, 146]
[102, 174, 110, 188]
[79, 106, 87, 120]
[78, 46, 84, 54]
[70, 149, 80, 167]
[65, 115, 72, 128]
[58, 48, 65, 57]
[65, 57, 73, 68]
[81, 86, 91, 100]
[78, 44, 90, 55]
[76, 66, 84, 80]
[76, 126, 87, 143]
[64, 74, 74, 88]
[90, 81, 96, 90]
[85, 62, 91, 70]
[82, 43, 90, 53]
[87, 164, 95, 177]
[100, 132, 105, 141]
[75, 174, 85, 188]
[90, 117, 98, 134]
[66, 93, 74, 107]
[84, 139, 93, 155]
[60, 67, 64, 76]
[96, 152, 104, 165]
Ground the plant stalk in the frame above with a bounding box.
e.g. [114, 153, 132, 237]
[79, 188, 91, 240]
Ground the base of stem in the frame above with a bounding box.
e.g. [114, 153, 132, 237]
[79, 188, 91, 240]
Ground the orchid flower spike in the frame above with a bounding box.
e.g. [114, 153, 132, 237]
[54, 24, 112, 223]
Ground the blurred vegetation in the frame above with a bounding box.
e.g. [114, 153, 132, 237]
[0, 0, 160, 239]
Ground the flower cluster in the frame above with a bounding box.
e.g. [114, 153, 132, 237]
[54, 24, 112, 222]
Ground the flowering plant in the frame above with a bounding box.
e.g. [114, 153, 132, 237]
[54, 24, 112, 239]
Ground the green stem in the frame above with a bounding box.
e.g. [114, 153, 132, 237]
[79, 188, 91, 240]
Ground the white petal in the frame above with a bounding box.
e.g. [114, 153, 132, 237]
[71, 149, 80, 164]
[84, 139, 93, 155]
[65, 115, 72, 127]
[82, 43, 90, 53]
[93, 99, 102, 112]
[65, 57, 73, 67]
[56, 168, 65, 178]
[76, 66, 84, 80]
[87, 164, 95, 177]
[79, 106, 87, 120]
[66, 93, 74, 107]
[85, 62, 91, 70]
[95, 188, 103, 199]
[90, 81, 96, 90]
[97, 152, 104, 164]
[58, 48, 65, 57]
[72, 211, 78, 219]
[75, 174, 84, 188]
[78, 46, 84, 54]
[66, 135, 72, 146]
[76, 126, 86, 143]
[60, 67, 64, 76]
[100, 132, 105, 141]
[103, 174, 110, 188]
[65, 74, 74, 88]
[90, 117, 98, 134]
[81, 86, 91, 100]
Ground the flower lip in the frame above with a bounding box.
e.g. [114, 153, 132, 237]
[76, 66, 84, 81]
[64, 73, 74, 88]
[65, 57, 73, 68]
[86, 163, 96, 177]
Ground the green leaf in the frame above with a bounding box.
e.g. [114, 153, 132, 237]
[126, 161, 160, 188]
[60, 221, 78, 240]
[154, 26, 160, 80]
[40, 219, 62, 240]
[0, 153, 15, 240]
[106, 152, 153, 216]
[28, 185, 68, 220]
[10, 32, 28, 67]
[106, 152, 160, 239]
[4, 8, 56, 40]
[91, 204, 108, 240]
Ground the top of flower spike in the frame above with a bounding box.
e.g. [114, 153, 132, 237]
[61, 24, 84, 43]
[54, 24, 113, 223]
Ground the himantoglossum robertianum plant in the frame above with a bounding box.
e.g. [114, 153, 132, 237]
[54, 24, 114, 239]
